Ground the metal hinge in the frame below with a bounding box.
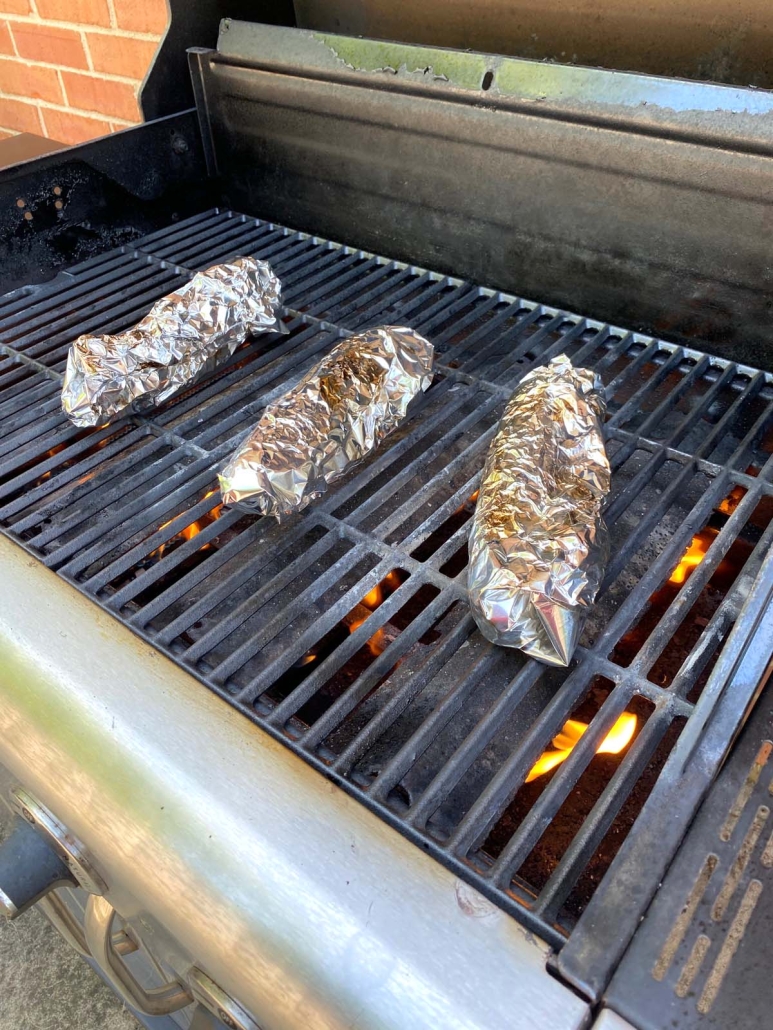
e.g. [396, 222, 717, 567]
[189, 968, 263, 1030]
[9, 787, 105, 895]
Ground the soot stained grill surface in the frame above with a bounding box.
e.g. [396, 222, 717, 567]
[2, 208, 773, 969]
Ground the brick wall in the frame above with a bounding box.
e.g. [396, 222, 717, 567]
[0, 0, 168, 146]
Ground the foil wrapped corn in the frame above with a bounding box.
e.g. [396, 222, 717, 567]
[219, 326, 434, 517]
[468, 355, 610, 666]
[61, 256, 284, 427]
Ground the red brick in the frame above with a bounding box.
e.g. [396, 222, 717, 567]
[113, 0, 168, 35]
[12, 23, 88, 69]
[0, 20, 13, 55]
[36, 0, 110, 26]
[0, 0, 30, 13]
[40, 106, 111, 145]
[87, 32, 158, 79]
[0, 96, 41, 133]
[0, 57, 62, 103]
[61, 70, 139, 121]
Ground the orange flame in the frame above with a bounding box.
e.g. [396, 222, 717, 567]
[365, 628, 387, 656]
[362, 584, 383, 609]
[383, 570, 403, 591]
[151, 489, 222, 559]
[668, 527, 718, 585]
[295, 652, 317, 667]
[525, 712, 637, 783]
[454, 488, 480, 517]
[347, 612, 387, 656]
[349, 570, 405, 656]
[34, 443, 68, 485]
[717, 484, 747, 516]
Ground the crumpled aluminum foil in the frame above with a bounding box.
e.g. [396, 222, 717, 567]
[61, 256, 284, 427]
[218, 326, 434, 517]
[468, 354, 610, 666]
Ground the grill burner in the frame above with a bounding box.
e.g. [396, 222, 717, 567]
[1, 208, 772, 964]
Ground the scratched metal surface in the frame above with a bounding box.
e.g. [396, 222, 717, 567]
[607, 674, 773, 1027]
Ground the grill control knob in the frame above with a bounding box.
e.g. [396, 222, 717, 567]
[0, 814, 76, 918]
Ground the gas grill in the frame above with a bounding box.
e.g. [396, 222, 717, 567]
[1, 16, 773, 1030]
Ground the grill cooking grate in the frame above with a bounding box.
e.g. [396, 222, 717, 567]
[2, 209, 773, 955]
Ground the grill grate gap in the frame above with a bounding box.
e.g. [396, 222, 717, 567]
[556, 713, 688, 924]
[491, 685, 653, 924]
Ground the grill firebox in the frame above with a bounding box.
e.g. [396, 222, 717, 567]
[1, 208, 772, 987]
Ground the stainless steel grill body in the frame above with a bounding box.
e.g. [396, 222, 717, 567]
[0, 539, 580, 1030]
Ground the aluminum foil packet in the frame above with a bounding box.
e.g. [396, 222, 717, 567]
[218, 326, 434, 517]
[468, 354, 610, 666]
[61, 256, 284, 427]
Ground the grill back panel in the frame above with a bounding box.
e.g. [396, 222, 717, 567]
[190, 26, 773, 366]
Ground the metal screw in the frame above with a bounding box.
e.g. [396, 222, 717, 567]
[171, 136, 189, 155]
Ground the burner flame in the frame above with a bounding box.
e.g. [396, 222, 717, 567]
[453, 488, 480, 517]
[34, 443, 68, 485]
[349, 570, 404, 656]
[362, 584, 383, 609]
[295, 652, 317, 667]
[668, 528, 718, 586]
[525, 712, 637, 783]
[151, 489, 222, 559]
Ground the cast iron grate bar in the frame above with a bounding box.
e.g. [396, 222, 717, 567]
[1, 207, 772, 969]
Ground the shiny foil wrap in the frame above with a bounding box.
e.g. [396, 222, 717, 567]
[468, 355, 610, 666]
[61, 256, 284, 427]
[219, 326, 434, 517]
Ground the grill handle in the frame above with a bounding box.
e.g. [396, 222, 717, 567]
[39, 890, 139, 959]
[84, 895, 192, 1016]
